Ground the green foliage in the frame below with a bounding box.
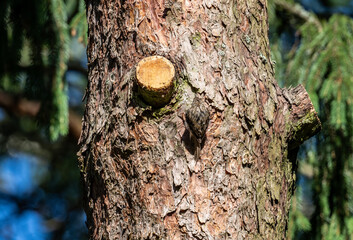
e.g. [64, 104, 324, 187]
[322, 0, 350, 7]
[270, 2, 353, 238]
[0, 0, 87, 140]
[49, 0, 70, 139]
[288, 188, 312, 239]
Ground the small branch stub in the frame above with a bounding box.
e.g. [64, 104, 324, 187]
[285, 84, 322, 150]
[136, 56, 175, 107]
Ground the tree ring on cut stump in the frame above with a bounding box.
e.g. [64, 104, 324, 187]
[136, 56, 175, 108]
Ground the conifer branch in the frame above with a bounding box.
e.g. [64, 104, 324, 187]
[0, 91, 82, 140]
[274, 0, 323, 32]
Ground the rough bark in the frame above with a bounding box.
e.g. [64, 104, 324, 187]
[78, 0, 321, 239]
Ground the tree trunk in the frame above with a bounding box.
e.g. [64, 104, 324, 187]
[78, 0, 321, 239]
